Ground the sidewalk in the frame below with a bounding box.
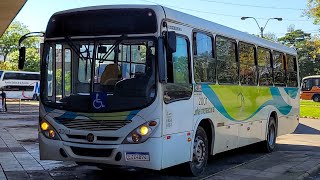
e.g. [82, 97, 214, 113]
[0, 127, 74, 180]
[204, 151, 320, 180]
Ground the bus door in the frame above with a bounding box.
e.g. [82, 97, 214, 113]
[161, 25, 194, 168]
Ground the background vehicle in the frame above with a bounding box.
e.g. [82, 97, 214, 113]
[301, 75, 320, 102]
[18, 5, 300, 176]
[0, 70, 40, 100]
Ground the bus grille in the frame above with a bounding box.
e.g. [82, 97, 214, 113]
[55, 118, 132, 131]
[70, 147, 113, 157]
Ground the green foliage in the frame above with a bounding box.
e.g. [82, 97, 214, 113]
[9, 48, 40, 72]
[0, 21, 39, 62]
[306, 0, 320, 24]
[278, 29, 320, 79]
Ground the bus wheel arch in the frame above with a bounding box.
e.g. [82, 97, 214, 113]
[198, 119, 214, 155]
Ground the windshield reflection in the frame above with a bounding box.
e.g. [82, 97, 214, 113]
[42, 38, 156, 112]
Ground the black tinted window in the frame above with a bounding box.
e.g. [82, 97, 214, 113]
[239, 42, 256, 85]
[216, 36, 238, 84]
[193, 32, 215, 83]
[257, 48, 273, 86]
[3, 73, 39, 80]
[287, 55, 298, 87]
[273, 52, 286, 87]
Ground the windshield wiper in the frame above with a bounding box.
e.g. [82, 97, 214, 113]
[98, 34, 127, 63]
[64, 36, 88, 61]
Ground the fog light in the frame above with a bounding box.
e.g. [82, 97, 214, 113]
[132, 133, 142, 143]
[49, 130, 55, 138]
[139, 126, 149, 136]
[41, 122, 49, 131]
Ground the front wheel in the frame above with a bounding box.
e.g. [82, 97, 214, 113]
[181, 126, 208, 176]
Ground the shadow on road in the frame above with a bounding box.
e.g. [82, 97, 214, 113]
[292, 123, 320, 135]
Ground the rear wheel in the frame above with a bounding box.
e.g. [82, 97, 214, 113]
[181, 126, 208, 176]
[313, 95, 320, 102]
[261, 116, 277, 152]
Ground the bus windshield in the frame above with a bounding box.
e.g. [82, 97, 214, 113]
[42, 38, 156, 112]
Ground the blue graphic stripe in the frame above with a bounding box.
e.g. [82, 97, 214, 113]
[202, 85, 294, 121]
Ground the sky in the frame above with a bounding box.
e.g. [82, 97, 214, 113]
[14, 0, 319, 38]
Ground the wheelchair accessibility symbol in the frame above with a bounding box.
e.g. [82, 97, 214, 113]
[92, 93, 107, 110]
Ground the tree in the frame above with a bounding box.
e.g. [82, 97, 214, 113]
[306, 0, 320, 24]
[278, 29, 320, 78]
[262, 33, 278, 42]
[0, 21, 38, 62]
[9, 48, 40, 72]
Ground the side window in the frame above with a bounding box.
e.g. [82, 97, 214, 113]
[239, 42, 256, 85]
[171, 37, 190, 83]
[273, 51, 286, 87]
[164, 36, 192, 103]
[257, 47, 273, 86]
[193, 32, 215, 83]
[302, 79, 312, 91]
[64, 49, 72, 97]
[216, 36, 238, 84]
[55, 44, 62, 101]
[313, 78, 320, 87]
[286, 55, 298, 87]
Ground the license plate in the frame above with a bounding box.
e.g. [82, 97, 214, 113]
[125, 152, 150, 161]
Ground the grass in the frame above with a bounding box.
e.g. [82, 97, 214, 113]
[300, 100, 320, 119]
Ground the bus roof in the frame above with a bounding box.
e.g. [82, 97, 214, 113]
[51, 4, 297, 56]
[302, 75, 320, 80]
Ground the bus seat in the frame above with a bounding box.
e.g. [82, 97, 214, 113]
[100, 64, 118, 86]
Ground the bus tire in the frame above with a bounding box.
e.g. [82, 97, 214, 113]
[181, 126, 208, 176]
[313, 94, 320, 102]
[261, 116, 277, 153]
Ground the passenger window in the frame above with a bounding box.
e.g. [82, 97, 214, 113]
[239, 42, 256, 85]
[273, 51, 286, 87]
[216, 36, 238, 84]
[257, 48, 273, 86]
[313, 78, 320, 87]
[164, 36, 192, 103]
[193, 32, 215, 83]
[302, 79, 312, 91]
[286, 55, 298, 87]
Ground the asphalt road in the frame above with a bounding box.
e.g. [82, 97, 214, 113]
[1, 102, 320, 179]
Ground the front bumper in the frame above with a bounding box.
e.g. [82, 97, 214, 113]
[39, 133, 163, 170]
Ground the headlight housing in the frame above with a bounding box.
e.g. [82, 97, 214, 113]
[123, 121, 158, 144]
[40, 120, 61, 140]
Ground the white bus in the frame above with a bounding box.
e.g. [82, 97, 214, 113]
[27, 5, 299, 176]
[0, 70, 40, 100]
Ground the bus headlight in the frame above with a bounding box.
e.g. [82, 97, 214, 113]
[123, 121, 158, 144]
[40, 120, 61, 140]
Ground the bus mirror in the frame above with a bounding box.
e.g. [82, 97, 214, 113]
[19, 47, 26, 70]
[165, 31, 176, 53]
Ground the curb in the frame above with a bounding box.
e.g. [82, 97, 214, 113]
[296, 163, 320, 180]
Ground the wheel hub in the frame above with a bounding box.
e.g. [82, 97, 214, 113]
[193, 137, 206, 167]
